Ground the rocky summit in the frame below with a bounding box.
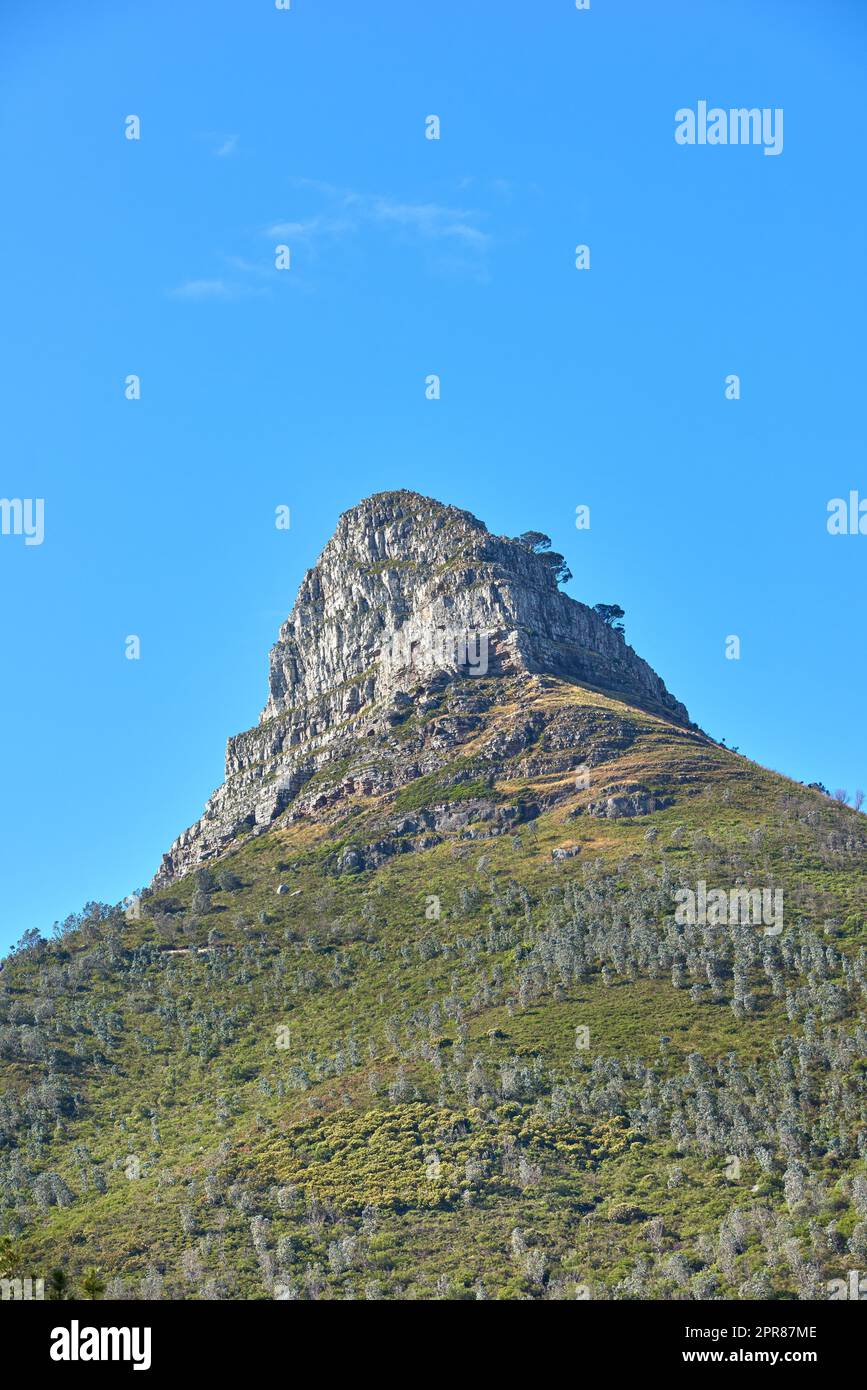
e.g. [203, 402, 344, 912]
[157, 490, 688, 884]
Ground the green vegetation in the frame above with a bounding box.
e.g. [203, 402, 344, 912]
[1, 676, 865, 1301]
[391, 764, 497, 812]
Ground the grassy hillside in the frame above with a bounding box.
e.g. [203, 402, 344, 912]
[2, 675, 866, 1300]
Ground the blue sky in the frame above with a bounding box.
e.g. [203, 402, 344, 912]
[1, 0, 865, 954]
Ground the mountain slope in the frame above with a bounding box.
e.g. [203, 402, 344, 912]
[1, 493, 865, 1302]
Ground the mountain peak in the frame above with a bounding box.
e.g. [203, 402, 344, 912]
[156, 492, 688, 882]
[262, 489, 685, 723]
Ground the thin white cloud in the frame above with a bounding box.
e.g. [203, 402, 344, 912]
[216, 135, 239, 157]
[224, 255, 274, 278]
[171, 181, 493, 302]
[266, 182, 491, 255]
[368, 196, 491, 246]
[265, 215, 352, 240]
[169, 279, 236, 300]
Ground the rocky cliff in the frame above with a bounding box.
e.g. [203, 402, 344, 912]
[155, 490, 689, 883]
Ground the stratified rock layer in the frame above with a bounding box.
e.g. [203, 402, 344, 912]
[155, 490, 688, 882]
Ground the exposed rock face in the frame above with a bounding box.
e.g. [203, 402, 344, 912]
[155, 490, 688, 883]
[583, 788, 674, 819]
